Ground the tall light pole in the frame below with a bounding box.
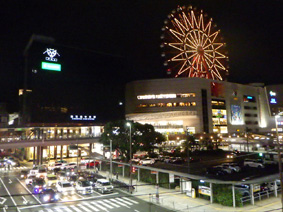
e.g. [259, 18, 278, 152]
[275, 113, 283, 211]
[126, 122, 133, 193]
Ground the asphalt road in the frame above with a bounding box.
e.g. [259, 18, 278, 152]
[0, 168, 174, 212]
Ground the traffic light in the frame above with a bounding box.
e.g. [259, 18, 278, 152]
[131, 167, 136, 173]
[259, 153, 263, 157]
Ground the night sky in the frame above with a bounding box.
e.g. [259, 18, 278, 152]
[0, 0, 282, 121]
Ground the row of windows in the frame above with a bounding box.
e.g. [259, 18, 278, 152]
[137, 102, 196, 108]
[244, 106, 257, 110]
[211, 100, 225, 106]
[244, 113, 258, 117]
[245, 121, 258, 125]
[137, 93, 195, 100]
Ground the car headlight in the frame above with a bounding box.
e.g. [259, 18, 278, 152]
[21, 175, 24, 178]
[54, 194, 59, 200]
[43, 195, 50, 202]
[71, 190, 75, 194]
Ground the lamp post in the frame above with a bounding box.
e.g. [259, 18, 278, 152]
[126, 122, 133, 193]
[275, 113, 283, 211]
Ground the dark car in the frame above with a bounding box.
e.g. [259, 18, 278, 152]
[20, 170, 29, 179]
[86, 176, 97, 187]
[206, 167, 226, 176]
[32, 178, 46, 194]
[52, 167, 61, 175]
[0, 159, 6, 168]
[68, 175, 78, 185]
[39, 188, 59, 203]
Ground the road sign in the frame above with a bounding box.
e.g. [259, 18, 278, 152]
[169, 174, 174, 183]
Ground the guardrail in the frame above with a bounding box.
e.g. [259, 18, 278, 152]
[240, 188, 281, 206]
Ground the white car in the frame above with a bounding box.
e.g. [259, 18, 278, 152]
[62, 162, 77, 170]
[244, 159, 265, 168]
[95, 179, 114, 194]
[56, 181, 75, 195]
[25, 175, 36, 186]
[139, 158, 155, 165]
[221, 163, 241, 172]
[75, 180, 93, 195]
[48, 163, 64, 171]
[214, 165, 232, 174]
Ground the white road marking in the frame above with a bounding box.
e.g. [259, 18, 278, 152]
[103, 199, 120, 208]
[122, 197, 139, 204]
[54, 207, 64, 212]
[109, 198, 130, 208]
[116, 197, 133, 205]
[0, 178, 19, 212]
[69, 205, 82, 212]
[59, 206, 73, 212]
[16, 178, 42, 205]
[0, 197, 7, 204]
[77, 204, 92, 212]
[97, 200, 113, 209]
[82, 202, 99, 211]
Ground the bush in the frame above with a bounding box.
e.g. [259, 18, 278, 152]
[213, 184, 242, 207]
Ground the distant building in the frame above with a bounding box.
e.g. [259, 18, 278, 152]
[0, 103, 9, 127]
[125, 78, 282, 137]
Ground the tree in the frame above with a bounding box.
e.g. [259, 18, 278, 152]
[100, 120, 165, 161]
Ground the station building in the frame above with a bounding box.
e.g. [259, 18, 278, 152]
[125, 77, 283, 138]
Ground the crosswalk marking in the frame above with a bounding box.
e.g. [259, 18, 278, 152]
[109, 198, 130, 208]
[54, 207, 64, 212]
[59, 206, 73, 212]
[92, 202, 108, 211]
[82, 202, 99, 212]
[77, 204, 92, 212]
[0, 166, 28, 171]
[96, 200, 113, 209]
[122, 196, 139, 204]
[103, 199, 121, 208]
[116, 197, 133, 205]
[69, 205, 81, 212]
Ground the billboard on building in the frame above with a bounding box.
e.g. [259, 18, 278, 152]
[231, 105, 242, 125]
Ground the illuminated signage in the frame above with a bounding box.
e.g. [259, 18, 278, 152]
[43, 48, 60, 62]
[270, 91, 276, 96]
[270, 98, 277, 104]
[247, 96, 253, 99]
[41, 62, 61, 71]
[70, 115, 96, 121]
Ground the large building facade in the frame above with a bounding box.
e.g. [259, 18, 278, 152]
[125, 78, 282, 136]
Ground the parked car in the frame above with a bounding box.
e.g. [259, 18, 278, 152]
[244, 159, 265, 168]
[68, 175, 78, 185]
[139, 158, 155, 165]
[48, 163, 64, 171]
[57, 171, 68, 181]
[213, 165, 232, 174]
[52, 167, 62, 175]
[56, 181, 75, 195]
[221, 163, 241, 172]
[75, 180, 93, 195]
[233, 185, 250, 197]
[206, 167, 227, 176]
[39, 188, 59, 203]
[94, 179, 114, 194]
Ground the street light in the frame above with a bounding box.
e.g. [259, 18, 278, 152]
[275, 112, 283, 211]
[126, 122, 133, 193]
[107, 134, 113, 180]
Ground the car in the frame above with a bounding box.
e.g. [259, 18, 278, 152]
[45, 174, 58, 187]
[131, 158, 141, 163]
[94, 179, 114, 194]
[80, 158, 93, 164]
[206, 167, 227, 176]
[25, 174, 36, 186]
[86, 176, 97, 187]
[56, 160, 68, 164]
[36, 168, 48, 179]
[232, 185, 250, 197]
[68, 175, 78, 185]
[52, 167, 62, 175]
[20, 170, 29, 179]
[57, 171, 68, 181]
[139, 158, 155, 165]
[39, 188, 59, 203]
[62, 162, 77, 170]
[48, 163, 64, 171]
[75, 180, 93, 195]
[244, 159, 265, 168]
[0, 159, 7, 167]
[213, 165, 232, 174]
[56, 181, 75, 195]
[31, 178, 46, 194]
[221, 163, 241, 172]
[226, 153, 236, 159]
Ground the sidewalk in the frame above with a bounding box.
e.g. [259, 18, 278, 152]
[99, 170, 282, 212]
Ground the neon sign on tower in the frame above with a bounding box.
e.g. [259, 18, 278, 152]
[41, 48, 61, 72]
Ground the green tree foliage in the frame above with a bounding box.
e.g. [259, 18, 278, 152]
[100, 120, 165, 161]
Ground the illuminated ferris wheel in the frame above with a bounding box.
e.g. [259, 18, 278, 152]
[161, 5, 229, 81]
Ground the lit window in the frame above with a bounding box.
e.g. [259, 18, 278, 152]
[166, 103, 173, 107]
[191, 102, 196, 106]
[179, 102, 185, 106]
[149, 104, 156, 107]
